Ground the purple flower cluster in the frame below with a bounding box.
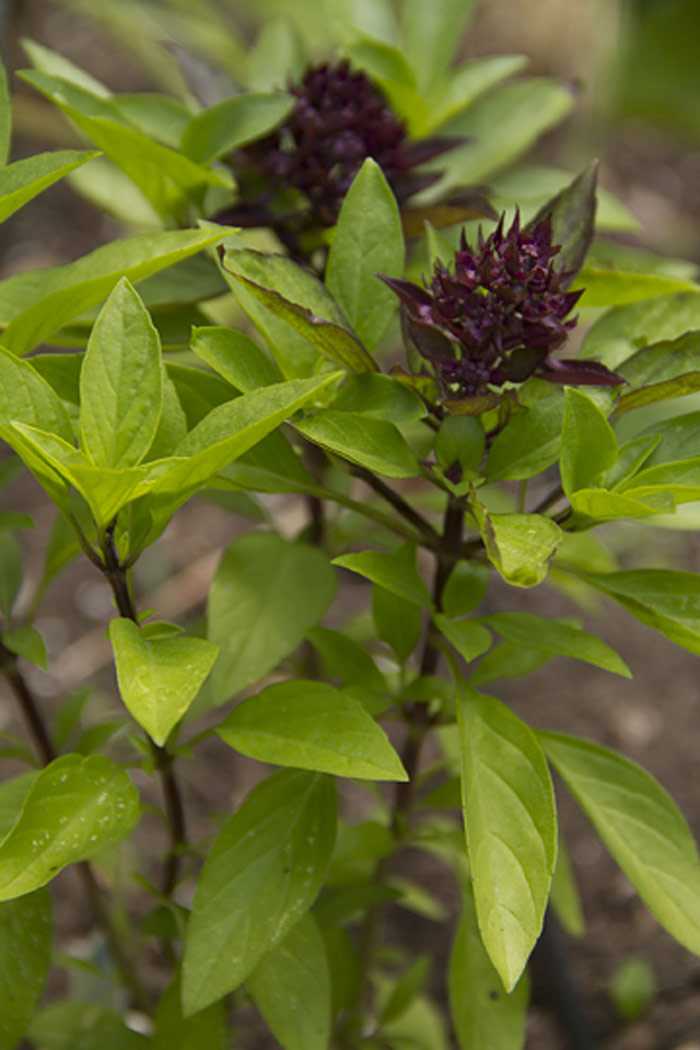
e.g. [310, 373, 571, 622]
[380, 213, 623, 402]
[238, 60, 454, 229]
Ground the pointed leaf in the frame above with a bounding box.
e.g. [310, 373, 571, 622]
[332, 547, 433, 608]
[402, 0, 476, 93]
[295, 410, 419, 478]
[529, 162, 597, 285]
[572, 266, 698, 308]
[433, 615, 492, 663]
[217, 679, 406, 781]
[485, 396, 564, 482]
[0, 754, 140, 900]
[541, 730, 700, 956]
[0, 889, 52, 1050]
[79, 278, 163, 468]
[458, 686, 557, 991]
[181, 92, 293, 164]
[109, 619, 218, 746]
[0, 57, 9, 167]
[0, 150, 99, 224]
[191, 326, 281, 393]
[208, 532, 336, 704]
[480, 612, 630, 677]
[152, 969, 226, 1050]
[246, 913, 331, 1050]
[449, 881, 528, 1050]
[325, 159, 404, 351]
[470, 493, 562, 588]
[0, 226, 233, 356]
[560, 388, 618, 496]
[182, 770, 336, 1014]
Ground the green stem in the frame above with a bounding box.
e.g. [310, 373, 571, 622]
[102, 524, 188, 899]
[0, 640, 151, 1012]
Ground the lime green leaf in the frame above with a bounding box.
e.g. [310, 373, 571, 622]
[208, 532, 335, 704]
[470, 493, 562, 588]
[572, 266, 698, 308]
[79, 278, 163, 468]
[218, 679, 406, 781]
[0, 889, 52, 1050]
[401, 0, 476, 94]
[182, 770, 336, 1014]
[485, 396, 564, 482]
[333, 546, 433, 608]
[372, 586, 422, 663]
[0, 754, 140, 900]
[246, 17, 306, 92]
[152, 969, 226, 1050]
[572, 569, 700, 657]
[458, 686, 557, 991]
[541, 731, 700, 956]
[615, 372, 700, 414]
[2, 627, 48, 670]
[246, 914, 331, 1050]
[0, 150, 99, 224]
[430, 78, 574, 192]
[325, 159, 404, 350]
[0, 226, 234, 356]
[306, 626, 385, 691]
[0, 772, 37, 839]
[181, 92, 293, 164]
[449, 881, 528, 1050]
[330, 373, 426, 423]
[560, 388, 618, 496]
[109, 619, 218, 746]
[27, 1003, 148, 1050]
[296, 410, 419, 478]
[620, 457, 700, 504]
[191, 326, 281, 392]
[221, 256, 377, 374]
[569, 487, 672, 522]
[433, 615, 492, 663]
[582, 291, 700, 361]
[416, 55, 527, 136]
[480, 612, 630, 677]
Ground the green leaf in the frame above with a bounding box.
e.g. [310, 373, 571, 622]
[572, 266, 698, 308]
[381, 955, 432, 1025]
[435, 415, 484, 474]
[480, 612, 630, 677]
[582, 291, 700, 361]
[27, 1003, 148, 1050]
[615, 330, 700, 408]
[246, 17, 306, 92]
[568, 487, 672, 522]
[620, 457, 700, 505]
[529, 162, 597, 285]
[401, 0, 476, 94]
[638, 410, 700, 468]
[217, 679, 406, 781]
[246, 913, 331, 1050]
[433, 615, 492, 663]
[0, 772, 37, 839]
[470, 641, 551, 688]
[109, 619, 218, 746]
[372, 585, 422, 663]
[295, 410, 419, 478]
[325, 159, 404, 351]
[429, 78, 574, 193]
[221, 250, 377, 374]
[415, 55, 527, 137]
[457, 686, 557, 990]
[181, 92, 293, 164]
[560, 388, 618, 497]
[0, 150, 99, 224]
[470, 494, 562, 588]
[0, 533, 22, 619]
[191, 325, 281, 392]
[0, 226, 234, 356]
[0, 754, 140, 900]
[442, 561, 490, 617]
[182, 770, 336, 1014]
[615, 372, 700, 414]
[306, 626, 385, 691]
[79, 278, 163, 468]
[330, 373, 426, 423]
[0, 57, 9, 167]
[572, 568, 700, 657]
[2, 627, 48, 670]
[0, 889, 52, 1050]
[207, 532, 336, 704]
[152, 969, 226, 1050]
[449, 881, 528, 1050]
[333, 546, 433, 608]
[485, 396, 564, 482]
[145, 373, 341, 512]
[541, 731, 700, 956]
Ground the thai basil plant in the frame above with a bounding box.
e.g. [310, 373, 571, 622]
[2, 5, 700, 1048]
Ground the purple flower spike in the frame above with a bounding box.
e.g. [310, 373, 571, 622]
[379, 212, 624, 404]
